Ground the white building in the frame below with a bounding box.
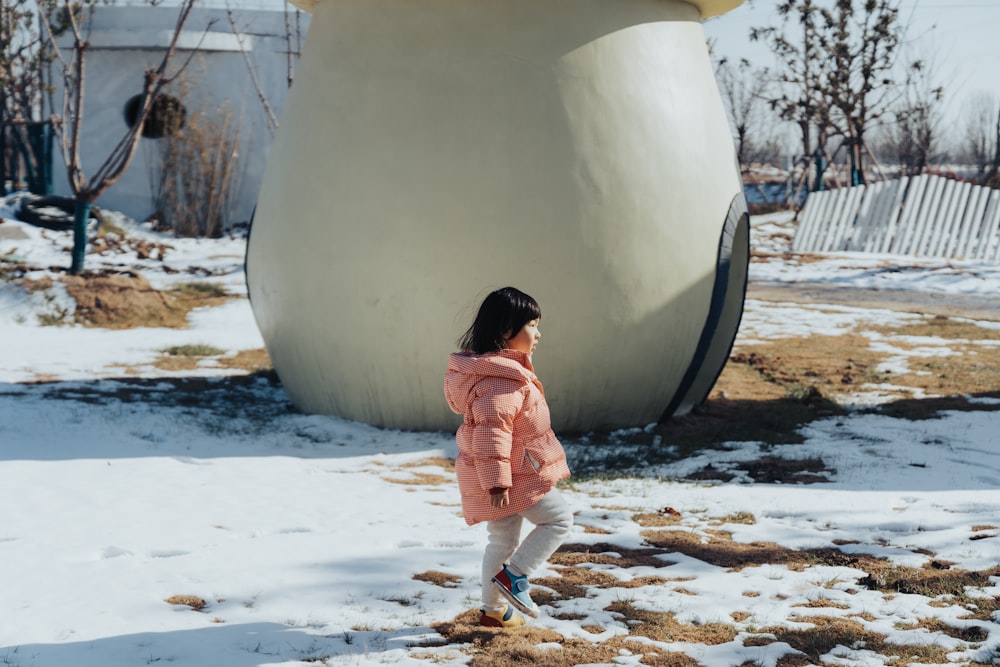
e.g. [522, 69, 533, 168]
[52, 0, 308, 226]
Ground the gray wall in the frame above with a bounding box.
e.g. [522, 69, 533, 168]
[52, 4, 308, 225]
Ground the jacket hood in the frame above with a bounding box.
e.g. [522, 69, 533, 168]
[444, 349, 536, 415]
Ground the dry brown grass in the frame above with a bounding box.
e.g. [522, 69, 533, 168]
[860, 560, 999, 595]
[711, 512, 757, 526]
[579, 524, 613, 534]
[640, 529, 807, 571]
[877, 316, 1000, 396]
[639, 313, 1000, 455]
[215, 348, 272, 373]
[412, 571, 462, 589]
[887, 316, 1000, 341]
[148, 347, 270, 374]
[606, 601, 737, 644]
[528, 542, 686, 605]
[429, 610, 700, 667]
[416, 503, 1000, 665]
[633, 510, 684, 527]
[400, 457, 456, 473]
[56, 272, 235, 329]
[730, 334, 886, 393]
[533, 566, 620, 600]
[792, 599, 851, 609]
[912, 618, 991, 642]
[551, 542, 677, 569]
[383, 472, 452, 487]
[21, 275, 53, 293]
[164, 595, 207, 611]
[64, 272, 188, 328]
[746, 615, 955, 666]
[152, 355, 200, 372]
[383, 457, 456, 487]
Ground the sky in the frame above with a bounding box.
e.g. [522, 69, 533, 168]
[702, 0, 1000, 132]
[1, 197, 1000, 665]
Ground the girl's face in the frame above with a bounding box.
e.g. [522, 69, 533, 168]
[505, 319, 540, 356]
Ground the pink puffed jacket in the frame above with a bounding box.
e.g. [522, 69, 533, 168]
[444, 349, 571, 525]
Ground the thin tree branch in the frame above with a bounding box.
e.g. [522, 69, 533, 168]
[224, 4, 278, 137]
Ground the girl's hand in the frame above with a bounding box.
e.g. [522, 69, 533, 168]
[489, 488, 510, 509]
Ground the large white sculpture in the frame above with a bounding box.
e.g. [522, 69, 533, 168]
[247, 0, 748, 432]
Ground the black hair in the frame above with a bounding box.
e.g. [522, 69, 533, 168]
[458, 287, 542, 354]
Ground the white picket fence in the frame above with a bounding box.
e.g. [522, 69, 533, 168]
[792, 174, 1000, 261]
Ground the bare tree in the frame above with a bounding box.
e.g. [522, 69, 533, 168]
[752, 0, 837, 192]
[886, 59, 943, 176]
[225, 7, 278, 138]
[962, 92, 1000, 184]
[224, 0, 304, 137]
[1, 0, 55, 194]
[38, 0, 205, 273]
[821, 0, 902, 185]
[753, 0, 905, 190]
[715, 56, 770, 170]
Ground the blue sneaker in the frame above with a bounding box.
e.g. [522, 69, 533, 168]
[492, 564, 540, 618]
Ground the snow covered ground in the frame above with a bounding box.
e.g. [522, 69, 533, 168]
[0, 201, 998, 666]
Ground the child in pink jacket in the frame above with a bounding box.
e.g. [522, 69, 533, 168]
[444, 287, 573, 628]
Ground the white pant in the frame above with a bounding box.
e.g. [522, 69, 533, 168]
[481, 489, 573, 611]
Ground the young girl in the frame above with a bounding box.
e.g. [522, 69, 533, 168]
[444, 287, 573, 628]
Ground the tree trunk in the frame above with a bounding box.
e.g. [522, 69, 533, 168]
[69, 199, 92, 274]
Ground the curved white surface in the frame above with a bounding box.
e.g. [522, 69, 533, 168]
[289, 0, 744, 19]
[248, 0, 745, 430]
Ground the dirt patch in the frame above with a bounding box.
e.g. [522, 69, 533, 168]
[58, 271, 233, 329]
[62, 271, 183, 328]
[729, 334, 887, 398]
